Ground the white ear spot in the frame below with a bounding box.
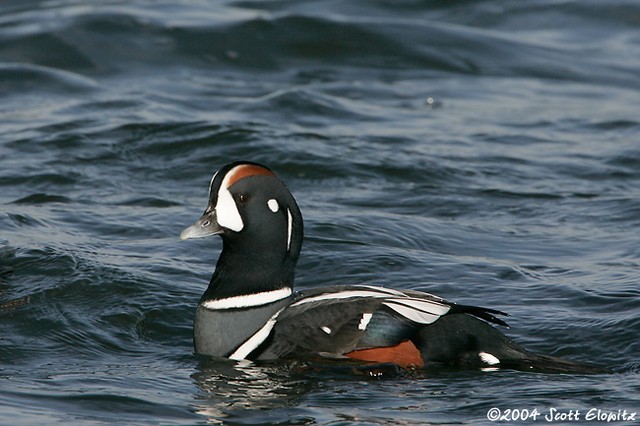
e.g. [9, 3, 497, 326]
[267, 199, 279, 213]
[321, 326, 332, 335]
[216, 187, 243, 232]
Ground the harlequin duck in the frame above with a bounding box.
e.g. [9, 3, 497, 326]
[180, 161, 608, 373]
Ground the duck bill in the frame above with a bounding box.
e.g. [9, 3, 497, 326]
[180, 209, 223, 240]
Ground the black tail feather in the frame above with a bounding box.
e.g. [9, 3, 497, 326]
[416, 313, 611, 374]
[500, 352, 612, 374]
[452, 304, 511, 328]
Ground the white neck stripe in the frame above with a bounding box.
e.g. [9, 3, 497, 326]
[286, 208, 293, 251]
[202, 287, 292, 310]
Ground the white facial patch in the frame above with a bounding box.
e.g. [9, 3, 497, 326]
[321, 326, 332, 335]
[215, 187, 243, 232]
[267, 199, 279, 213]
[214, 168, 244, 232]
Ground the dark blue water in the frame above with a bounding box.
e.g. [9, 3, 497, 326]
[2, 1, 640, 424]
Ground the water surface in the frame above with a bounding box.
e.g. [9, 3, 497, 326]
[1, 1, 639, 424]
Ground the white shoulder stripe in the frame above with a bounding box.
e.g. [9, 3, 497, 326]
[356, 285, 406, 296]
[202, 288, 292, 310]
[228, 307, 285, 360]
[290, 290, 393, 306]
[292, 287, 449, 309]
[359, 284, 444, 302]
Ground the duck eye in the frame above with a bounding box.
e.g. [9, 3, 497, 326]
[237, 193, 250, 204]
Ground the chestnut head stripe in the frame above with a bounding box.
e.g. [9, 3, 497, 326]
[224, 164, 275, 189]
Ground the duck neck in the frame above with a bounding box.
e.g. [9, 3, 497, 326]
[200, 238, 297, 303]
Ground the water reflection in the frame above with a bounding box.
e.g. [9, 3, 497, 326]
[190, 357, 408, 424]
[191, 357, 312, 423]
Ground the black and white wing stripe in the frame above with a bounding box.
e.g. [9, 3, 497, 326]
[289, 285, 452, 325]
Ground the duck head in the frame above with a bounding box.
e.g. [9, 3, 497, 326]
[181, 161, 303, 300]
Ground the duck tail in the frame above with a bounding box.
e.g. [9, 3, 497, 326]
[416, 314, 611, 374]
[499, 351, 612, 374]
